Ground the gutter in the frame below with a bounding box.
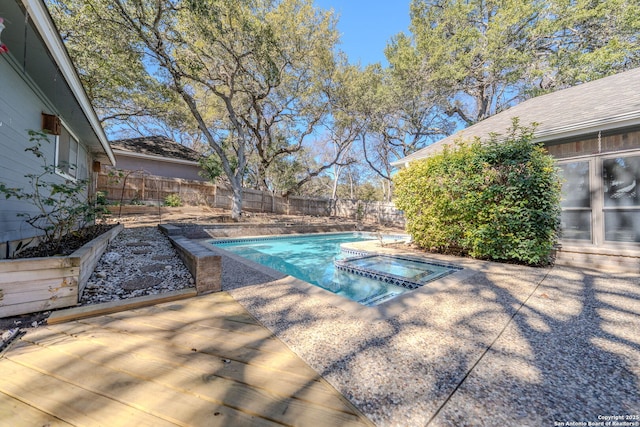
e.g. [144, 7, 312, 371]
[533, 110, 640, 144]
[113, 149, 202, 166]
[22, 0, 116, 166]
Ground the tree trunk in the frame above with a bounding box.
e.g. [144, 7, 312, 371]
[383, 178, 392, 203]
[349, 172, 354, 199]
[231, 184, 242, 221]
[331, 164, 340, 200]
[230, 177, 243, 221]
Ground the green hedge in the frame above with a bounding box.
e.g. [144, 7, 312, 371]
[394, 120, 561, 266]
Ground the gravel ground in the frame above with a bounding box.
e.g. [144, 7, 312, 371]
[80, 226, 194, 304]
[224, 243, 640, 427]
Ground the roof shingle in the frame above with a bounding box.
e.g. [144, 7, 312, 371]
[110, 136, 203, 162]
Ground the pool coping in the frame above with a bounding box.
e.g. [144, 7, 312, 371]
[199, 233, 478, 321]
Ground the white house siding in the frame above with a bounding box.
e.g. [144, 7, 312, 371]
[0, 57, 91, 245]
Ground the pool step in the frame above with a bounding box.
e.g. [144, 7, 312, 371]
[358, 290, 402, 306]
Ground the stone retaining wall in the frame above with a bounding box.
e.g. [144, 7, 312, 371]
[158, 224, 222, 294]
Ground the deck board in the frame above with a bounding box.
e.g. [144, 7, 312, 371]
[0, 292, 373, 427]
[6, 344, 283, 426]
[0, 390, 74, 427]
[20, 325, 349, 411]
[0, 359, 177, 427]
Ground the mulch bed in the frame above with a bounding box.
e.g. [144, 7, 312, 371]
[13, 223, 117, 258]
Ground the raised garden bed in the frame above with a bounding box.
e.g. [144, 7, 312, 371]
[0, 224, 123, 318]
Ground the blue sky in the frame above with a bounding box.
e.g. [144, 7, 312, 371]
[314, 1, 411, 66]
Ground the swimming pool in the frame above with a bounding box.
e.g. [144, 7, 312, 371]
[212, 232, 460, 306]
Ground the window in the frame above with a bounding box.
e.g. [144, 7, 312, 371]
[55, 125, 79, 179]
[555, 139, 640, 247]
[603, 156, 640, 242]
[558, 161, 592, 241]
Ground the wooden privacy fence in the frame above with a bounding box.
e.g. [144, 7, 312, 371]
[97, 171, 215, 206]
[97, 171, 405, 226]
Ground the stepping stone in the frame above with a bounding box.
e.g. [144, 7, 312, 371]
[152, 255, 174, 261]
[138, 263, 168, 273]
[121, 275, 163, 290]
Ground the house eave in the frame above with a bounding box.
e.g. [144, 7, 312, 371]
[113, 149, 201, 166]
[392, 110, 640, 168]
[533, 110, 640, 144]
[22, 0, 116, 166]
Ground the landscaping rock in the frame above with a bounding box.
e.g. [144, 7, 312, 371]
[80, 226, 194, 304]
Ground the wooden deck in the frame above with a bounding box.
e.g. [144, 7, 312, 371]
[0, 292, 373, 426]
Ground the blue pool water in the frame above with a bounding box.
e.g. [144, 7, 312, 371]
[212, 233, 459, 306]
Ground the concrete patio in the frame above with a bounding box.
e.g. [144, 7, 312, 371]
[222, 242, 640, 426]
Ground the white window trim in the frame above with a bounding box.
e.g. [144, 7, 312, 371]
[558, 158, 594, 244]
[54, 121, 81, 181]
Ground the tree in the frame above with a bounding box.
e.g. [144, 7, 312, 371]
[342, 40, 453, 201]
[227, 0, 346, 194]
[50, 0, 340, 220]
[402, 0, 640, 127]
[530, 0, 640, 93]
[48, 1, 179, 132]
[198, 154, 224, 183]
[285, 58, 369, 200]
[407, 0, 544, 125]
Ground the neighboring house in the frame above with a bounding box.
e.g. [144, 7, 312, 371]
[109, 136, 205, 181]
[392, 67, 640, 271]
[0, 0, 115, 257]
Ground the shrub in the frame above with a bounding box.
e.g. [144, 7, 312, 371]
[129, 194, 145, 205]
[96, 191, 108, 205]
[164, 194, 182, 207]
[394, 119, 561, 266]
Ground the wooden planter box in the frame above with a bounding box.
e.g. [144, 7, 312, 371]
[0, 224, 123, 318]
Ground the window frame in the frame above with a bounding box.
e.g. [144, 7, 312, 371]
[54, 122, 80, 180]
[600, 152, 640, 245]
[557, 148, 640, 248]
[557, 157, 595, 244]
